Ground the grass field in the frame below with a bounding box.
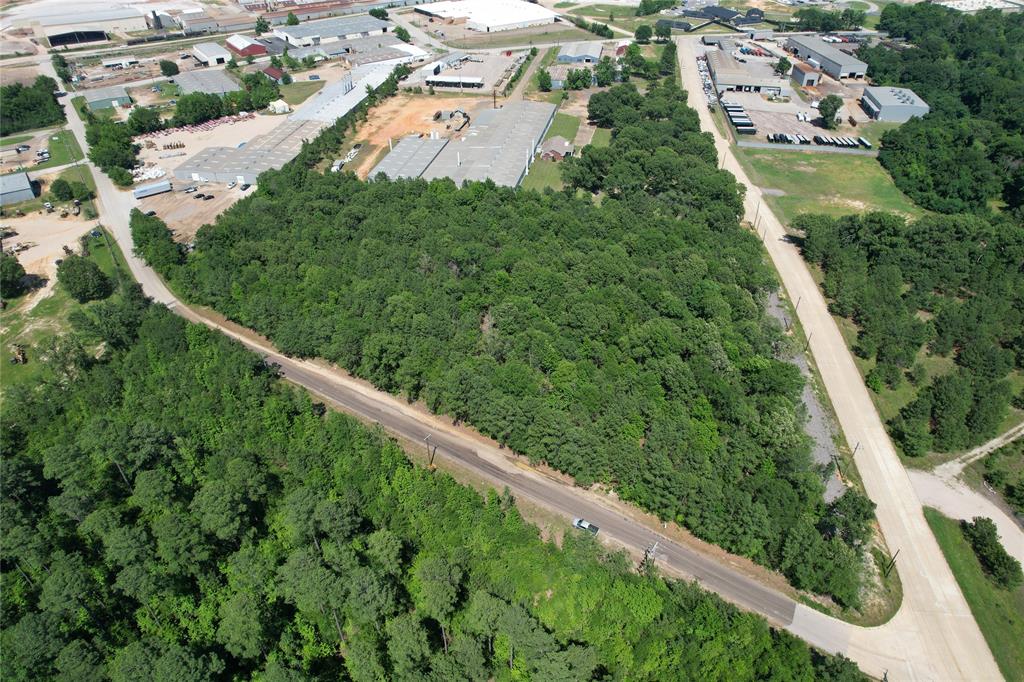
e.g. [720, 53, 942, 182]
[590, 127, 611, 147]
[1, 229, 129, 390]
[447, 26, 590, 49]
[854, 120, 901, 148]
[735, 148, 924, 225]
[924, 508, 1024, 681]
[0, 133, 35, 147]
[525, 47, 559, 98]
[521, 159, 564, 191]
[280, 80, 326, 105]
[33, 130, 84, 171]
[569, 4, 651, 32]
[71, 96, 117, 122]
[545, 112, 581, 142]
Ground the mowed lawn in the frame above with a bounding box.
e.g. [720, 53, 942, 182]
[591, 127, 611, 147]
[280, 80, 325, 106]
[521, 158, 564, 191]
[736, 148, 923, 224]
[545, 112, 581, 142]
[924, 508, 1024, 681]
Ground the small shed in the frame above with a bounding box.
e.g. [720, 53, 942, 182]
[193, 42, 231, 66]
[262, 66, 286, 83]
[83, 84, 132, 111]
[539, 136, 574, 161]
[791, 62, 820, 87]
[268, 99, 291, 114]
[0, 171, 36, 206]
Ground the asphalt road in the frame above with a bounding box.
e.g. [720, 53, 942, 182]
[37, 36, 1003, 680]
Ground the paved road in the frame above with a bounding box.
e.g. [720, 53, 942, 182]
[41, 39, 1003, 679]
[676, 36, 1001, 681]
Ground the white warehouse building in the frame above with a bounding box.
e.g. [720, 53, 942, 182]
[415, 0, 558, 32]
[274, 15, 389, 47]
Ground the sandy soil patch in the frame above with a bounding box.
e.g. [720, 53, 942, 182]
[135, 113, 282, 174]
[3, 213, 94, 310]
[349, 94, 491, 178]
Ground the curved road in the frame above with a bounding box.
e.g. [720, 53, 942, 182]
[676, 37, 1000, 680]
[42, 39, 1002, 679]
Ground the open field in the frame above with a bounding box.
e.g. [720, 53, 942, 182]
[569, 4, 652, 32]
[590, 127, 611, 147]
[280, 80, 326, 106]
[0, 133, 34, 147]
[735, 147, 924, 225]
[444, 25, 592, 49]
[545, 112, 581, 141]
[924, 508, 1024, 681]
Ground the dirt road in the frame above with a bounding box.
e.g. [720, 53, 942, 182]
[676, 37, 1000, 681]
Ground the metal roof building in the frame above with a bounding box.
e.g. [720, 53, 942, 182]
[133, 180, 172, 199]
[557, 41, 604, 63]
[83, 84, 131, 110]
[706, 51, 783, 95]
[274, 15, 389, 47]
[226, 34, 267, 57]
[0, 172, 35, 206]
[175, 70, 242, 95]
[785, 36, 866, 79]
[420, 100, 556, 187]
[193, 42, 231, 66]
[861, 86, 930, 122]
[173, 119, 326, 185]
[289, 66, 389, 123]
[370, 135, 450, 180]
[415, 0, 557, 32]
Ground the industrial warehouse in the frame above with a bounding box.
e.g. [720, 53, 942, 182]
[273, 15, 389, 47]
[784, 36, 866, 80]
[415, 0, 558, 33]
[860, 86, 930, 122]
[370, 101, 556, 187]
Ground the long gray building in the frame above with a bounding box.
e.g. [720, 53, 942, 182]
[860, 86, 929, 122]
[785, 36, 866, 79]
[274, 15, 388, 47]
[370, 135, 449, 180]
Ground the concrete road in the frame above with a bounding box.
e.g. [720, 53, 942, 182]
[676, 36, 1001, 681]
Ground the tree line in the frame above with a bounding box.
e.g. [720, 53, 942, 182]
[792, 8, 865, 32]
[0, 75, 65, 136]
[859, 5, 1024, 214]
[133, 81, 875, 607]
[795, 211, 1024, 457]
[0, 292, 866, 681]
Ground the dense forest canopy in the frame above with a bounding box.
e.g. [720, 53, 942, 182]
[133, 82, 875, 606]
[0, 76, 65, 136]
[796, 211, 1024, 456]
[858, 5, 1024, 214]
[0, 292, 865, 681]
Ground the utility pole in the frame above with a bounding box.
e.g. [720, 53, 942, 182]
[640, 541, 659, 571]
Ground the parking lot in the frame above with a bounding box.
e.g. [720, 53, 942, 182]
[138, 185, 252, 243]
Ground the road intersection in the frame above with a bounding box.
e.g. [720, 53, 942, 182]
[40, 35, 1004, 679]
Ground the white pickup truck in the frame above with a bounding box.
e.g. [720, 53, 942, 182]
[572, 518, 599, 535]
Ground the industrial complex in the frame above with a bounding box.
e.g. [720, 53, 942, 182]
[860, 86, 930, 122]
[371, 101, 556, 187]
[784, 36, 867, 80]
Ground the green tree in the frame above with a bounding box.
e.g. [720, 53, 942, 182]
[0, 252, 26, 298]
[286, 12, 299, 25]
[774, 56, 792, 76]
[50, 178, 73, 201]
[655, 22, 671, 42]
[394, 26, 411, 43]
[961, 517, 1023, 589]
[537, 68, 552, 92]
[255, 16, 269, 35]
[818, 94, 842, 129]
[385, 613, 430, 678]
[369, 8, 388, 19]
[634, 25, 653, 43]
[411, 555, 463, 652]
[159, 60, 179, 77]
[56, 254, 112, 303]
[127, 105, 163, 135]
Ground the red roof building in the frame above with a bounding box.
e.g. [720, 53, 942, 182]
[226, 34, 267, 57]
[262, 65, 285, 83]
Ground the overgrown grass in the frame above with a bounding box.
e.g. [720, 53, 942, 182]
[735, 147, 924, 225]
[0, 133, 34, 147]
[544, 112, 581, 142]
[924, 507, 1024, 681]
[280, 80, 326, 105]
[1, 229, 130, 391]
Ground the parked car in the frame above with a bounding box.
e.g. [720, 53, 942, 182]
[193, 193, 205, 200]
[240, 184, 251, 191]
[14, 145, 30, 153]
[145, 210, 157, 217]
[227, 181, 236, 189]
[203, 194, 214, 200]
[572, 518, 599, 535]
[184, 186, 198, 193]
[308, 74, 321, 80]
